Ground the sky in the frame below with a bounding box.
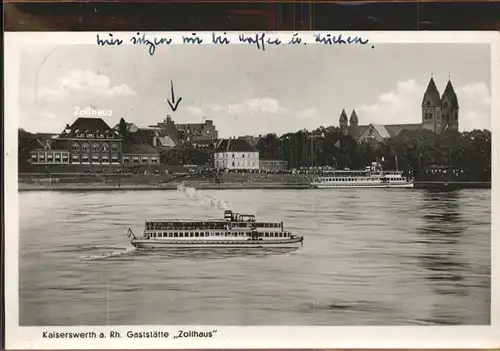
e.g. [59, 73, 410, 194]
[18, 42, 491, 138]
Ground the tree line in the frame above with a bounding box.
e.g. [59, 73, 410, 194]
[18, 122, 491, 182]
[255, 127, 491, 181]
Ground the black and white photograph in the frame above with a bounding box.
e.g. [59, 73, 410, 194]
[4, 31, 499, 348]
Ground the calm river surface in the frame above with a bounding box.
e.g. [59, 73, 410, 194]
[19, 189, 491, 326]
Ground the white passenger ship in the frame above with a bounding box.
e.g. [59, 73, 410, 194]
[311, 161, 414, 189]
[127, 210, 304, 249]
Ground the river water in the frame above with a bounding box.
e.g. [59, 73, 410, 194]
[18, 188, 491, 326]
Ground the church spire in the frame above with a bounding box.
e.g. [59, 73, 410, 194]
[339, 109, 348, 131]
[421, 76, 441, 107]
[442, 79, 459, 109]
[339, 109, 348, 121]
[349, 109, 358, 126]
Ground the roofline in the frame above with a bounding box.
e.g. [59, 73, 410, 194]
[215, 150, 259, 153]
[56, 137, 124, 141]
[30, 149, 69, 152]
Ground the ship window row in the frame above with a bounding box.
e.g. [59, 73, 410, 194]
[262, 232, 289, 237]
[148, 231, 290, 238]
[146, 222, 227, 230]
[145, 222, 281, 230]
[322, 177, 401, 182]
[258, 223, 281, 228]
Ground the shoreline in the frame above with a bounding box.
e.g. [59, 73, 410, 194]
[18, 181, 491, 191]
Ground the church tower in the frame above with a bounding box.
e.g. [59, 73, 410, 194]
[349, 109, 359, 127]
[440, 79, 459, 132]
[421, 76, 443, 133]
[339, 109, 348, 135]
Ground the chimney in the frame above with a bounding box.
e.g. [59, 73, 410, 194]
[166, 114, 172, 123]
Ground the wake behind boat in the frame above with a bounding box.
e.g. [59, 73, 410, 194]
[127, 210, 304, 249]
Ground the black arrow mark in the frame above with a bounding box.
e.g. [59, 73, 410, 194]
[167, 80, 182, 112]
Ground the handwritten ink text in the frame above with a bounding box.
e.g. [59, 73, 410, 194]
[95, 32, 372, 54]
[183, 33, 203, 44]
[130, 33, 172, 56]
[238, 32, 282, 51]
[288, 33, 302, 45]
[96, 33, 123, 46]
[212, 32, 231, 45]
[314, 33, 369, 45]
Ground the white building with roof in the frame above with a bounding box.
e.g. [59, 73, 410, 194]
[214, 138, 259, 170]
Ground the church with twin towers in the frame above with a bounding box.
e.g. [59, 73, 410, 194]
[339, 76, 459, 143]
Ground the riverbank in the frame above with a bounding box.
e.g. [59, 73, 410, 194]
[18, 181, 312, 191]
[18, 181, 491, 191]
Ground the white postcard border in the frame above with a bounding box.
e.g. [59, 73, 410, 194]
[4, 31, 500, 349]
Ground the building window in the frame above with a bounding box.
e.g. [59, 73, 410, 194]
[111, 156, 119, 164]
[62, 154, 69, 162]
[39, 154, 45, 162]
[132, 157, 140, 164]
[242, 154, 245, 158]
[82, 155, 89, 163]
[232, 153, 235, 158]
[31, 154, 37, 162]
[102, 144, 109, 152]
[123, 156, 130, 164]
[55, 153, 61, 162]
[72, 143, 80, 151]
[232, 161, 235, 166]
[142, 157, 149, 163]
[72, 155, 79, 163]
[92, 155, 99, 164]
[111, 144, 118, 153]
[82, 143, 90, 152]
[102, 155, 109, 163]
[151, 157, 158, 163]
[92, 143, 100, 152]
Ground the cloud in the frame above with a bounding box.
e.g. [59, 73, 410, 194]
[36, 70, 136, 103]
[295, 108, 318, 119]
[356, 79, 490, 132]
[39, 112, 57, 120]
[457, 82, 490, 105]
[182, 98, 322, 137]
[185, 106, 204, 115]
[211, 98, 287, 115]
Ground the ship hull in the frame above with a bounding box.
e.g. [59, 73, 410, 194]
[131, 238, 304, 249]
[311, 182, 414, 189]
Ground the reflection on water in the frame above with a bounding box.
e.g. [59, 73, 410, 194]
[18, 189, 491, 326]
[413, 191, 490, 325]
